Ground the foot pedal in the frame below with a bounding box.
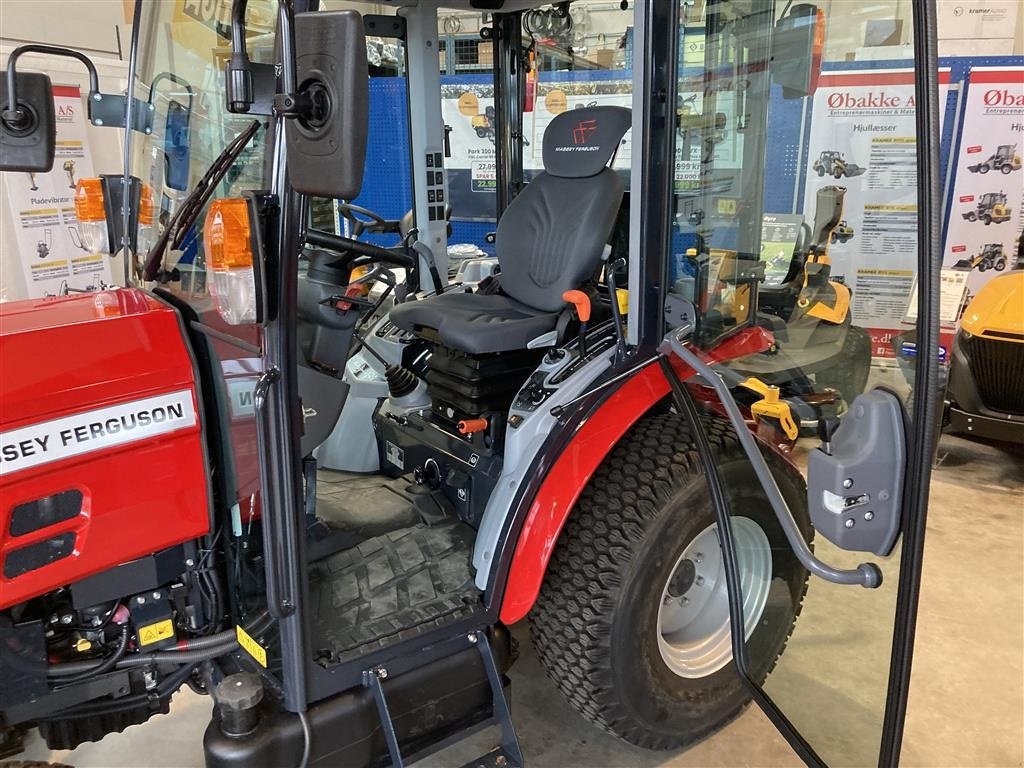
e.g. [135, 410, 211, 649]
[363, 630, 523, 768]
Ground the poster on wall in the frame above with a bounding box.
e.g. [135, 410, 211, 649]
[802, 67, 951, 358]
[442, 80, 500, 220]
[440, 74, 634, 219]
[1, 85, 113, 298]
[941, 66, 1023, 314]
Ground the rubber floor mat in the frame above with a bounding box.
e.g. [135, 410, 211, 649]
[309, 522, 481, 667]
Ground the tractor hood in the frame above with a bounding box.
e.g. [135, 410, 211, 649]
[961, 272, 1024, 340]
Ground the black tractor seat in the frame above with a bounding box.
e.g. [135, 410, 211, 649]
[390, 105, 631, 356]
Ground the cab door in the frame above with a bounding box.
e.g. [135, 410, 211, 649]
[665, 0, 943, 764]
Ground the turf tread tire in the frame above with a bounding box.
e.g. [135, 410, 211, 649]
[530, 411, 810, 750]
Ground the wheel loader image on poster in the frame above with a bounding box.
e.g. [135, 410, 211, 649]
[952, 243, 1007, 273]
[0, 2, 946, 767]
[966, 144, 1022, 175]
[811, 150, 866, 178]
[961, 191, 1013, 225]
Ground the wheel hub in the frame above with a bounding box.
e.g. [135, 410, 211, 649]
[656, 517, 772, 679]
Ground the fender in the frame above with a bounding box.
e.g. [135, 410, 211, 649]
[499, 326, 774, 624]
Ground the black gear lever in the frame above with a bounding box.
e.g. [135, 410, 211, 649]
[817, 417, 841, 455]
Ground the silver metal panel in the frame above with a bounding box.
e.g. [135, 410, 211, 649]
[399, 3, 449, 287]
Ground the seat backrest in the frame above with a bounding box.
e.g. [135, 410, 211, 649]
[496, 106, 631, 313]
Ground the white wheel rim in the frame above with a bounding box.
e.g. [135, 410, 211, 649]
[656, 517, 772, 679]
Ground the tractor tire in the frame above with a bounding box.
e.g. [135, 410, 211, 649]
[833, 169, 843, 179]
[983, 214, 992, 225]
[816, 166, 825, 177]
[979, 262, 989, 272]
[1000, 165, 1012, 175]
[978, 164, 990, 174]
[995, 258, 1006, 271]
[530, 412, 811, 751]
[815, 324, 872, 406]
[966, 212, 977, 222]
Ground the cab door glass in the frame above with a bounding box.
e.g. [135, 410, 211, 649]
[669, 0, 934, 764]
[130, 0, 282, 677]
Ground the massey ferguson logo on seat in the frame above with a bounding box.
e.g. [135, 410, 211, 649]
[555, 119, 602, 153]
[573, 119, 598, 145]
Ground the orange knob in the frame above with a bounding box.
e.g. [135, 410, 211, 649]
[562, 290, 591, 323]
[458, 417, 489, 435]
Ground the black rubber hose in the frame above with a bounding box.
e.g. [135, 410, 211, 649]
[111, 640, 238, 668]
[47, 629, 238, 677]
[49, 660, 197, 720]
[50, 625, 129, 684]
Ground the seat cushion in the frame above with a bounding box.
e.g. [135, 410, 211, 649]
[390, 291, 560, 355]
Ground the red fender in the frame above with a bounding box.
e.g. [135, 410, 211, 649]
[498, 327, 774, 624]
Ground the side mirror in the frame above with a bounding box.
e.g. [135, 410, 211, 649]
[0, 71, 56, 172]
[286, 10, 369, 199]
[149, 72, 194, 192]
[1, 44, 136, 173]
[770, 3, 825, 99]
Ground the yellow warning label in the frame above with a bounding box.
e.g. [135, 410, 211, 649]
[137, 619, 175, 647]
[717, 198, 738, 215]
[236, 625, 267, 668]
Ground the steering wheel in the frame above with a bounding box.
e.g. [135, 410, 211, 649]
[337, 203, 399, 238]
[305, 228, 415, 272]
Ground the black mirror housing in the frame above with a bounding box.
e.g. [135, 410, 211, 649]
[286, 10, 369, 199]
[0, 71, 56, 172]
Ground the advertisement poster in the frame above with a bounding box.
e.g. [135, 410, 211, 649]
[1, 85, 113, 298]
[802, 68, 951, 358]
[941, 66, 1023, 312]
[441, 75, 633, 219]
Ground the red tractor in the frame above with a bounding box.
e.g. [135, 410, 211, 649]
[0, 2, 944, 766]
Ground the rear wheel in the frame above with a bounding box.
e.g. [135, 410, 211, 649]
[1000, 164, 1012, 174]
[530, 412, 811, 750]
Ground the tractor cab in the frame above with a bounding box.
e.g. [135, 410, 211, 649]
[0, 1, 946, 766]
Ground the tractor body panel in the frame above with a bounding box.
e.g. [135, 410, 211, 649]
[0, 289, 210, 608]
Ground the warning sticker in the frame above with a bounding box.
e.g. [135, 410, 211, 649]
[0, 390, 197, 477]
[236, 625, 268, 668]
[138, 619, 175, 647]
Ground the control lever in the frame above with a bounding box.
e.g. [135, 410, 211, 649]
[562, 290, 591, 357]
[817, 417, 841, 454]
[604, 254, 628, 362]
[660, 326, 882, 588]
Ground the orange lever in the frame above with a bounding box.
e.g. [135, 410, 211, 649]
[458, 418, 488, 435]
[562, 290, 591, 322]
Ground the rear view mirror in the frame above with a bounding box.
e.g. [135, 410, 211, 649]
[0, 71, 56, 172]
[286, 10, 369, 199]
[771, 3, 825, 99]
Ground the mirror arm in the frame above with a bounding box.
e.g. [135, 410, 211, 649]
[659, 325, 883, 589]
[148, 72, 194, 115]
[3, 45, 100, 129]
[226, 0, 255, 112]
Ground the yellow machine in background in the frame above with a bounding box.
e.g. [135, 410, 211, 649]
[946, 270, 1024, 443]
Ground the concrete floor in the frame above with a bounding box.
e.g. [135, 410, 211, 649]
[15, 433, 1023, 767]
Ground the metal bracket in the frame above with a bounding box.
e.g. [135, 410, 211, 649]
[88, 92, 156, 134]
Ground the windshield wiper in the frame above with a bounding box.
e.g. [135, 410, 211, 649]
[142, 119, 260, 282]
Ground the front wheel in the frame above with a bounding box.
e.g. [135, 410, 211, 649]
[978, 164, 990, 174]
[531, 412, 811, 750]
